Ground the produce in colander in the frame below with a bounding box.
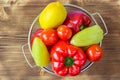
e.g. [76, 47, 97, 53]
[31, 1, 104, 76]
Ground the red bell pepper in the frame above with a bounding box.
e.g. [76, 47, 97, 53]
[51, 40, 86, 76]
[64, 10, 91, 34]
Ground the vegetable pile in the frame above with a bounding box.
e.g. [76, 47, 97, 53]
[31, 1, 103, 76]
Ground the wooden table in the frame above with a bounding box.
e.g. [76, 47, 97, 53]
[0, 0, 120, 80]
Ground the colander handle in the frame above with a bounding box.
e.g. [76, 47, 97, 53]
[92, 12, 108, 36]
[22, 43, 36, 68]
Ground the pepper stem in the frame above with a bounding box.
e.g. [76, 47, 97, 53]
[64, 57, 74, 67]
[80, 25, 86, 30]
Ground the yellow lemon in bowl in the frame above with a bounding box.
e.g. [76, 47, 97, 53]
[39, 2, 67, 29]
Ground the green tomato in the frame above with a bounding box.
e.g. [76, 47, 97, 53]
[32, 37, 50, 67]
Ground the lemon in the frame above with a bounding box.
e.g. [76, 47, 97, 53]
[39, 2, 67, 29]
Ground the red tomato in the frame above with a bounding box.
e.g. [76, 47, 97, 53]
[34, 29, 43, 37]
[86, 44, 103, 62]
[57, 25, 72, 40]
[30, 29, 43, 46]
[40, 29, 58, 45]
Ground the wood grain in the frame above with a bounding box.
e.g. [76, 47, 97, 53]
[0, 0, 120, 80]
